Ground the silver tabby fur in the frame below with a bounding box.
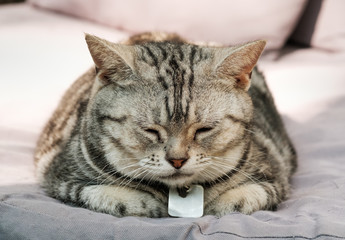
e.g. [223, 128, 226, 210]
[35, 32, 297, 217]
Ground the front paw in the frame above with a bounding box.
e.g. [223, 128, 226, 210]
[205, 184, 270, 217]
[80, 185, 168, 217]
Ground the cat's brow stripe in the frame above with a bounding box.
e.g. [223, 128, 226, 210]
[170, 55, 183, 121]
[157, 45, 168, 61]
[98, 115, 128, 123]
[164, 95, 171, 119]
[225, 114, 249, 126]
[198, 49, 204, 63]
[200, 129, 222, 146]
[181, 68, 191, 119]
[188, 46, 196, 93]
[133, 129, 156, 144]
[177, 47, 184, 61]
[138, 48, 148, 63]
[141, 44, 197, 123]
[158, 76, 169, 90]
[143, 45, 158, 67]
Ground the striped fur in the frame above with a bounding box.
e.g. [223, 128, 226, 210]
[35, 32, 297, 217]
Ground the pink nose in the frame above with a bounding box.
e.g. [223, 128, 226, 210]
[169, 159, 187, 169]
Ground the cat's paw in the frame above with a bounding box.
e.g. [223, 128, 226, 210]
[80, 185, 168, 217]
[205, 184, 269, 217]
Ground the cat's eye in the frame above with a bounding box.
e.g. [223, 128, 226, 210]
[194, 127, 213, 140]
[144, 128, 162, 142]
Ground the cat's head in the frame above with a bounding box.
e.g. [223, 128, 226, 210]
[84, 33, 265, 187]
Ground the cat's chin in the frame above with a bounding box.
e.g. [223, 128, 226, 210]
[157, 172, 195, 186]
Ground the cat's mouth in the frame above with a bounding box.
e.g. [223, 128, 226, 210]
[159, 172, 194, 180]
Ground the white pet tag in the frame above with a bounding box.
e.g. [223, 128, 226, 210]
[168, 185, 204, 218]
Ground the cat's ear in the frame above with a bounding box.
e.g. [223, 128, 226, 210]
[85, 33, 135, 83]
[215, 40, 266, 91]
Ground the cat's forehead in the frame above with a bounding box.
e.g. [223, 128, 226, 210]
[134, 42, 211, 67]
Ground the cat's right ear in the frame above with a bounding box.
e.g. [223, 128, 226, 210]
[213, 40, 266, 91]
[85, 33, 135, 84]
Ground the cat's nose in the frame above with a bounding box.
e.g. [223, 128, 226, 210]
[168, 158, 188, 169]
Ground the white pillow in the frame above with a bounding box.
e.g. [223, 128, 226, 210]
[30, 0, 307, 50]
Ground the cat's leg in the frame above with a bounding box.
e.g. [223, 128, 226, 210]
[54, 182, 168, 217]
[78, 185, 168, 217]
[204, 181, 284, 216]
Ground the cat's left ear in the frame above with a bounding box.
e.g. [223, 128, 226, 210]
[215, 40, 266, 91]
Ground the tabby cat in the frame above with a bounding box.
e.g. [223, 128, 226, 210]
[34, 32, 297, 217]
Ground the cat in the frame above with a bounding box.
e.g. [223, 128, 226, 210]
[34, 32, 297, 217]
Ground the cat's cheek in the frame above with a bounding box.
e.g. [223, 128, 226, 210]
[205, 127, 242, 154]
[205, 184, 268, 217]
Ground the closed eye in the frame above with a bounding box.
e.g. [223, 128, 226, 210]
[194, 127, 214, 140]
[145, 128, 159, 135]
[144, 128, 162, 142]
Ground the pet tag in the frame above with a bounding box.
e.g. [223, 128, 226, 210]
[168, 185, 204, 218]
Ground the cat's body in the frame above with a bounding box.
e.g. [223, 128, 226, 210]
[35, 33, 296, 217]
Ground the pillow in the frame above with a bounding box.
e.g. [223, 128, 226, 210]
[290, 0, 345, 51]
[29, 0, 307, 50]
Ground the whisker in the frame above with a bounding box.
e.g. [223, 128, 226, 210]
[97, 162, 141, 185]
[120, 168, 148, 189]
[209, 155, 263, 173]
[117, 167, 143, 187]
[116, 158, 154, 188]
[133, 169, 155, 190]
[200, 168, 224, 186]
[208, 157, 262, 185]
[244, 128, 256, 135]
[210, 155, 263, 169]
